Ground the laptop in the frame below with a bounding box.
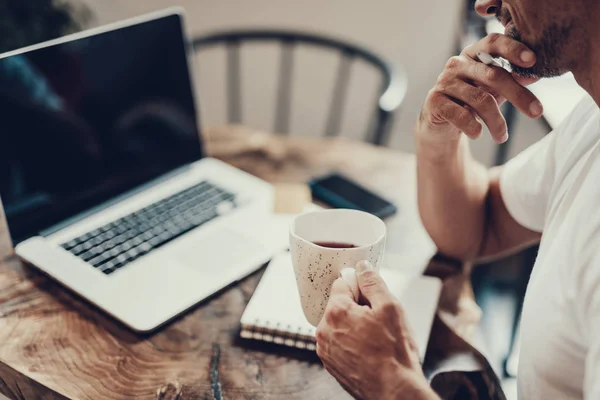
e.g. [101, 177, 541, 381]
[0, 8, 282, 332]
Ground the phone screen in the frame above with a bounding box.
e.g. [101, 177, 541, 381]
[313, 175, 394, 215]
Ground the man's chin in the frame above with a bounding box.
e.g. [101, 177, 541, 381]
[510, 65, 539, 79]
[511, 64, 567, 79]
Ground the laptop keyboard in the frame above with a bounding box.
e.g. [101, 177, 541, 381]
[60, 181, 237, 275]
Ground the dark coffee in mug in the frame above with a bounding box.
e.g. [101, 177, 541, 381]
[312, 241, 357, 249]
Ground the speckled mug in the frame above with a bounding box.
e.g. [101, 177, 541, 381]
[290, 209, 386, 326]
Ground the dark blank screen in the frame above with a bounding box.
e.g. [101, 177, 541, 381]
[0, 14, 202, 243]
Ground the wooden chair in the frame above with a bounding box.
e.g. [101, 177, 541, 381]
[192, 29, 407, 146]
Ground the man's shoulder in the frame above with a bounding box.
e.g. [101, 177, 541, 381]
[550, 94, 600, 162]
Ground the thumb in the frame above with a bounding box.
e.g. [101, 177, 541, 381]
[329, 276, 356, 301]
[339, 268, 359, 302]
[355, 260, 390, 308]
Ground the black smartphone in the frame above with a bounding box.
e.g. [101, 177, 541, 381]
[309, 173, 397, 219]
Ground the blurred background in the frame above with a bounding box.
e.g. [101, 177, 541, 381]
[0, 0, 549, 165]
[0, 1, 567, 399]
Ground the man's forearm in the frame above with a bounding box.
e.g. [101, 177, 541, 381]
[415, 127, 490, 261]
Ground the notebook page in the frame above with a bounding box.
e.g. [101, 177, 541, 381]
[240, 252, 315, 342]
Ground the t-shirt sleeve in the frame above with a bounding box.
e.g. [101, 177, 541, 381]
[499, 131, 557, 232]
[499, 95, 596, 233]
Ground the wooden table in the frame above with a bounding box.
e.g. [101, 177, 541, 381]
[0, 126, 487, 400]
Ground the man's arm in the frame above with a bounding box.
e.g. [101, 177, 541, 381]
[415, 33, 545, 262]
[416, 134, 541, 262]
[476, 167, 542, 261]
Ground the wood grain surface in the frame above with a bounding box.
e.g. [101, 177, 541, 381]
[0, 126, 454, 400]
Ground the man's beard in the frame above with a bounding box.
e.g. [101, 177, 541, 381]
[506, 22, 574, 79]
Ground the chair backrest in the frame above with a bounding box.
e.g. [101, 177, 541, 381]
[192, 29, 407, 146]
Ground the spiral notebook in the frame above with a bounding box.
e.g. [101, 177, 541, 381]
[240, 252, 442, 361]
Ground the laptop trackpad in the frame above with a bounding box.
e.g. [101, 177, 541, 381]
[176, 228, 266, 274]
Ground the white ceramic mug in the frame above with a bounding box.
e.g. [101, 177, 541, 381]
[289, 209, 386, 326]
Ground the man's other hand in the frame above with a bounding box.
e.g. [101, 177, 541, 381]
[316, 261, 440, 400]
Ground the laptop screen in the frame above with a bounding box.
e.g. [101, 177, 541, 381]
[0, 13, 203, 244]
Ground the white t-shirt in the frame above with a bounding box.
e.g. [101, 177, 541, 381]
[500, 94, 600, 399]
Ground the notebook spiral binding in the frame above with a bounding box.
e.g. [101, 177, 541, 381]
[240, 319, 317, 351]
